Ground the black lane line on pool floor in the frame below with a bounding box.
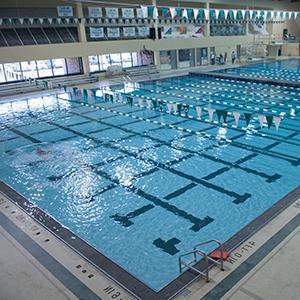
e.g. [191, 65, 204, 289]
[200, 212, 300, 300]
[0, 211, 102, 300]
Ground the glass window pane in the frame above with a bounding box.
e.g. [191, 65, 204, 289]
[36, 60, 53, 78]
[132, 52, 139, 67]
[109, 53, 122, 65]
[21, 61, 38, 79]
[121, 52, 132, 68]
[65, 57, 81, 74]
[89, 55, 99, 73]
[0, 64, 6, 83]
[101, 54, 111, 70]
[52, 58, 66, 76]
[4, 62, 22, 82]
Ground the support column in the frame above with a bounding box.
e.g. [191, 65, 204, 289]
[205, 2, 210, 37]
[76, 3, 90, 75]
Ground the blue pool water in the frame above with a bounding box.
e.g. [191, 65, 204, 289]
[216, 58, 300, 82]
[1, 73, 300, 290]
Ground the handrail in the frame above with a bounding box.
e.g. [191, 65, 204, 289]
[179, 239, 226, 283]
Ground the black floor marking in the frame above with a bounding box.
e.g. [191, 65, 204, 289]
[110, 204, 155, 227]
[4, 125, 41, 144]
[164, 183, 197, 201]
[202, 167, 230, 181]
[153, 238, 181, 256]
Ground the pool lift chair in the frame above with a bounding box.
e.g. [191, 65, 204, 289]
[179, 239, 230, 282]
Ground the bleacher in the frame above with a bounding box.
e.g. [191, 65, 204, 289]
[0, 74, 99, 98]
[0, 26, 79, 46]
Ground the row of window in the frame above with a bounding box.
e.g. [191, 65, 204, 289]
[89, 51, 154, 73]
[0, 57, 82, 83]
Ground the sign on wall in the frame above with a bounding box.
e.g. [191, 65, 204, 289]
[122, 8, 134, 19]
[57, 6, 73, 17]
[90, 27, 104, 38]
[107, 27, 120, 38]
[105, 7, 119, 18]
[137, 27, 150, 37]
[123, 27, 136, 37]
[136, 8, 144, 18]
[88, 7, 103, 18]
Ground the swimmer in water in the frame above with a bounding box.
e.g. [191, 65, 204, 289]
[36, 147, 49, 156]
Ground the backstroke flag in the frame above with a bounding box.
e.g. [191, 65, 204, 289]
[233, 111, 240, 126]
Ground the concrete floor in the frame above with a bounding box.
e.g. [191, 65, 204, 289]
[223, 225, 300, 300]
[0, 226, 77, 300]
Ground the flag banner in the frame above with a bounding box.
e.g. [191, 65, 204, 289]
[266, 115, 273, 129]
[274, 116, 281, 130]
[233, 111, 240, 126]
[204, 9, 209, 20]
[178, 104, 182, 115]
[182, 9, 188, 19]
[222, 111, 228, 123]
[57, 6, 73, 17]
[162, 24, 205, 38]
[244, 113, 252, 126]
[88, 7, 102, 18]
[90, 27, 104, 38]
[167, 103, 172, 114]
[208, 108, 215, 122]
[187, 8, 193, 19]
[216, 109, 223, 122]
[138, 98, 144, 107]
[258, 114, 266, 128]
[146, 99, 152, 109]
[122, 8, 134, 19]
[193, 8, 199, 19]
[152, 99, 157, 110]
[141, 6, 148, 18]
[105, 7, 119, 18]
[127, 96, 133, 106]
[196, 106, 202, 119]
[173, 103, 178, 114]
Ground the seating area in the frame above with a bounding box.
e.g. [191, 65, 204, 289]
[0, 26, 79, 46]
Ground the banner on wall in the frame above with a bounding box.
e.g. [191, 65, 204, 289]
[137, 26, 149, 37]
[123, 27, 135, 37]
[107, 27, 120, 38]
[122, 8, 134, 19]
[57, 6, 73, 17]
[105, 7, 119, 18]
[249, 22, 269, 35]
[88, 7, 102, 18]
[90, 27, 104, 38]
[162, 24, 204, 38]
[136, 8, 144, 18]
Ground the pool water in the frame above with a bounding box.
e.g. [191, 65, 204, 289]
[216, 58, 300, 82]
[0, 73, 300, 290]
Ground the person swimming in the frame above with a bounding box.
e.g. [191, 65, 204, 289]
[36, 147, 50, 156]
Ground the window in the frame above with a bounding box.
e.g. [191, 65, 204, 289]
[52, 58, 66, 76]
[101, 54, 111, 70]
[21, 61, 38, 79]
[36, 60, 53, 78]
[121, 53, 132, 68]
[4, 62, 22, 82]
[109, 53, 122, 65]
[89, 56, 100, 72]
[65, 58, 81, 74]
[0, 64, 6, 83]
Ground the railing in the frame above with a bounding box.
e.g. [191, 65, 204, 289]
[179, 239, 225, 282]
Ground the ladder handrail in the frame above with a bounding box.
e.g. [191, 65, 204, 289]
[193, 239, 224, 271]
[179, 239, 226, 282]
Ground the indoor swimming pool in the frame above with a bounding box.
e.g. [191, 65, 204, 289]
[0, 73, 300, 292]
[216, 58, 300, 82]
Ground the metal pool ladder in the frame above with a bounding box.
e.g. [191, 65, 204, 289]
[179, 239, 225, 282]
